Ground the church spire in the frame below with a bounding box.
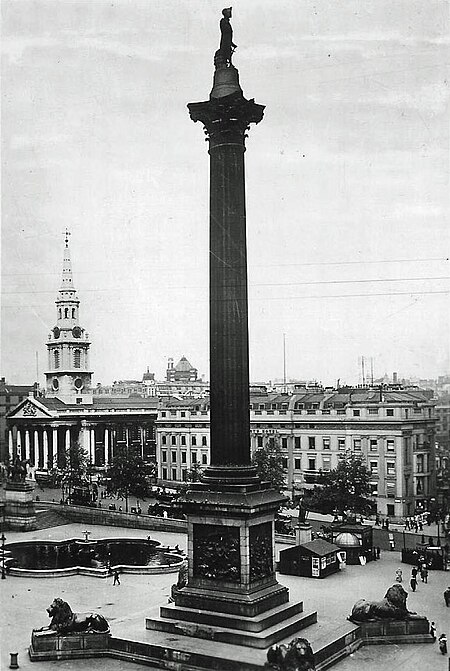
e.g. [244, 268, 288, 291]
[60, 228, 76, 292]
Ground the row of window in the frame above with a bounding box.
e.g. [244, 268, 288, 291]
[160, 450, 208, 465]
[53, 350, 82, 369]
[58, 307, 77, 319]
[160, 434, 208, 447]
[256, 435, 397, 452]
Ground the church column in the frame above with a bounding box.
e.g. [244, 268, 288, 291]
[8, 429, 14, 461]
[25, 429, 31, 462]
[140, 426, 144, 459]
[104, 427, 109, 468]
[65, 427, 71, 452]
[90, 428, 95, 466]
[43, 428, 49, 470]
[52, 427, 58, 469]
[126, 426, 129, 449]
[33, 429, 39, 469]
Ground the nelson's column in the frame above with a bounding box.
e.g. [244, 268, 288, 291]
[146, 9, 317, 647]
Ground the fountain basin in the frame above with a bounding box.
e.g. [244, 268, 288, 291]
[4, 537, 184, 578]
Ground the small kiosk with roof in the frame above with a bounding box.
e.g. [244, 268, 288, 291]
[278, 539, 341, 578]
[329, 523, 374, 565]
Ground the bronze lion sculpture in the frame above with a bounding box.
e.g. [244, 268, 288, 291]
[350, 584, 417, 622]
[266, 637, 315, 671]
[34, 598, 110, 635]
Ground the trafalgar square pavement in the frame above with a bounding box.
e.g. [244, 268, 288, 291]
[1, 521, 449, 671]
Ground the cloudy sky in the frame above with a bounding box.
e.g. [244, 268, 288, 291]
[2, 0, 449, 387]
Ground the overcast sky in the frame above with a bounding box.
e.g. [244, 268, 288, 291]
[2, 0, 449, 387]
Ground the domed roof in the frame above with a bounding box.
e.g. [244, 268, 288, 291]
[175, 356, 196, 372]
[334, 532, 361, 547]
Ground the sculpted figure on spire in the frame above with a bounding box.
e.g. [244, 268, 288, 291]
[215, 7, 237, 68]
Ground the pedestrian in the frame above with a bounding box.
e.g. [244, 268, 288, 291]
[113, 569, 121, 586]
[438, 633, 447, 655]
[395, 568, 403, 582]
[410, 576, 417, 592]
[375, 514, 380, 526]
[411, 566, 418, 580]
[444, 587, 450, 607]
[419, 521, 423, 532]
[385, 518, 390, 531]
[428, 536, 433, 546]
[405, 518, 410, 531]
[414, 522, 419, 533]
[430, 621, 436, 642]
[376, 546, 381, 559]
[421, 566, 428, 583]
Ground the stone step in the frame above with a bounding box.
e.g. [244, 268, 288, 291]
[146, 608, 318, 649]
[159, 600, 304, 633]
[35, 509, 69, 530]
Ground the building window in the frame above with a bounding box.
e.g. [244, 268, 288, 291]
[370, 482, 378, 495]
[161, 411, 166, 417]
[294, 458, 301, 470]
[72, 308, 75, 318]
[282, 457, 288, 469]
[161, 435, 167, 446]
[257, 435, 263, 448]
[181, 411, 186, 417]
[161, 450, 167, 462]
[308, 436, 316, 449]
[353, 409, 360, 417]
[416, 455, 424, 473]
[202, 454, 207, 465]
[322, 456, 331, 471]
[191, 435, 197, 446]
[64, 308, 69, 318]
[58, 308, 62, 319]
[73, 349, 81, 368]
[368, 408, 378, 415]
[308, 458, 316, 471]
[181, 452, 186, 463]
[171, 435, 176, 445]
[54, 350, 60, 369]
[171, 450, 177, 462]
[323, 438, 330, 450]
[386, 439, 395, 452]
[201, 436, 207, 446]
[370, 461, 378, 474]
[387, 504, 395, 515]
[181, 435, 186, 446]
[353, 439, 361, 451]
[369, 439, 378, 452]
[387, 461, 396, 476]
[171, 468, 177, 481]
[338, 438, 346, 451]
[282, 437, 288, 449]
[294, 436, 301, 449]
[386, 409, 394, 416]
[182, 469, 188, 481]
[162, 467, 168, 480]
[191, 452, 197, 463]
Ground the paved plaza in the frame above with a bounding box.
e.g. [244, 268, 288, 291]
[1, 522, 449, 670]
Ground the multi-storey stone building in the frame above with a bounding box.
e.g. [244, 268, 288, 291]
[155, 387, 436, 519]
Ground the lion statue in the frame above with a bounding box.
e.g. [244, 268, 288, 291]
[265, 637, 315, 671]
[33, 598, 110, 636]
[349, 584, 417, 622]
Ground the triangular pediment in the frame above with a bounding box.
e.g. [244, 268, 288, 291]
[7, 397, 54, 419]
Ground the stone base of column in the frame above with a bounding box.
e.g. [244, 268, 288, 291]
[146, 482, 317, 648]
[4, 480, 36, 531]
[295, 523, 313, 546]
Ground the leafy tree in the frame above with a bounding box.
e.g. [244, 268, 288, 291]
[186, 462, 204, 483]
[60, 441, 89, 501]
[106, 447, 150, 512]
[252, 436, 286, 492]
[303, 456, 372, 521]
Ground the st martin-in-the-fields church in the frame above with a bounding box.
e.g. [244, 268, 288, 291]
[6, 235, 158, 476]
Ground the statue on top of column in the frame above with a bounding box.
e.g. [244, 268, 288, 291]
[215, 7, 237, 68]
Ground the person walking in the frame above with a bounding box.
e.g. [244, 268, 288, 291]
[395, 568, 403, 582]
[430, 621, 436, 642]
[421, 565, 428, 584]
[444, 586, 450, 607]
[410, 575, 417, 592]
[113, 569, 121, 586]
[438, 633, 447, 655]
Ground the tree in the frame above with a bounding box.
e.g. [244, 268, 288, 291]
[186, 462, 204, 483]
[60, 441, 89, 502]
[251, 436, 286, 492]
[106, 447, 150, 513]
[303, 456, 373, 520]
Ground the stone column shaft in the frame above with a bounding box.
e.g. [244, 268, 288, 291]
[25, 430, 31, 462]
[52, 427, 58, 468]
[43, 429, 49, 469]
[104, 427, 109, 467]
[8, 429, 14, 461]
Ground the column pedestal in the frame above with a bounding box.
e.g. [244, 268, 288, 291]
[4, 480, 36, 531]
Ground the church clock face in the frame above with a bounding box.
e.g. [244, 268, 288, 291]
[52, 378, 59, 390]
[53, 326, 60, 339]
[74, 377, 83, 390]
[72, 326, 82, 338]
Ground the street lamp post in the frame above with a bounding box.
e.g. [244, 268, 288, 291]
[1, 532, 6, 579]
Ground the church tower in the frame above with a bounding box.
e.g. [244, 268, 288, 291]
[45, 231, 93, 404]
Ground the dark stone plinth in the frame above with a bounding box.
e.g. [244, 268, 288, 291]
[29, 631, 110, 661]
[5, 480, 36, 531]
[352, 617, 434, 645]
